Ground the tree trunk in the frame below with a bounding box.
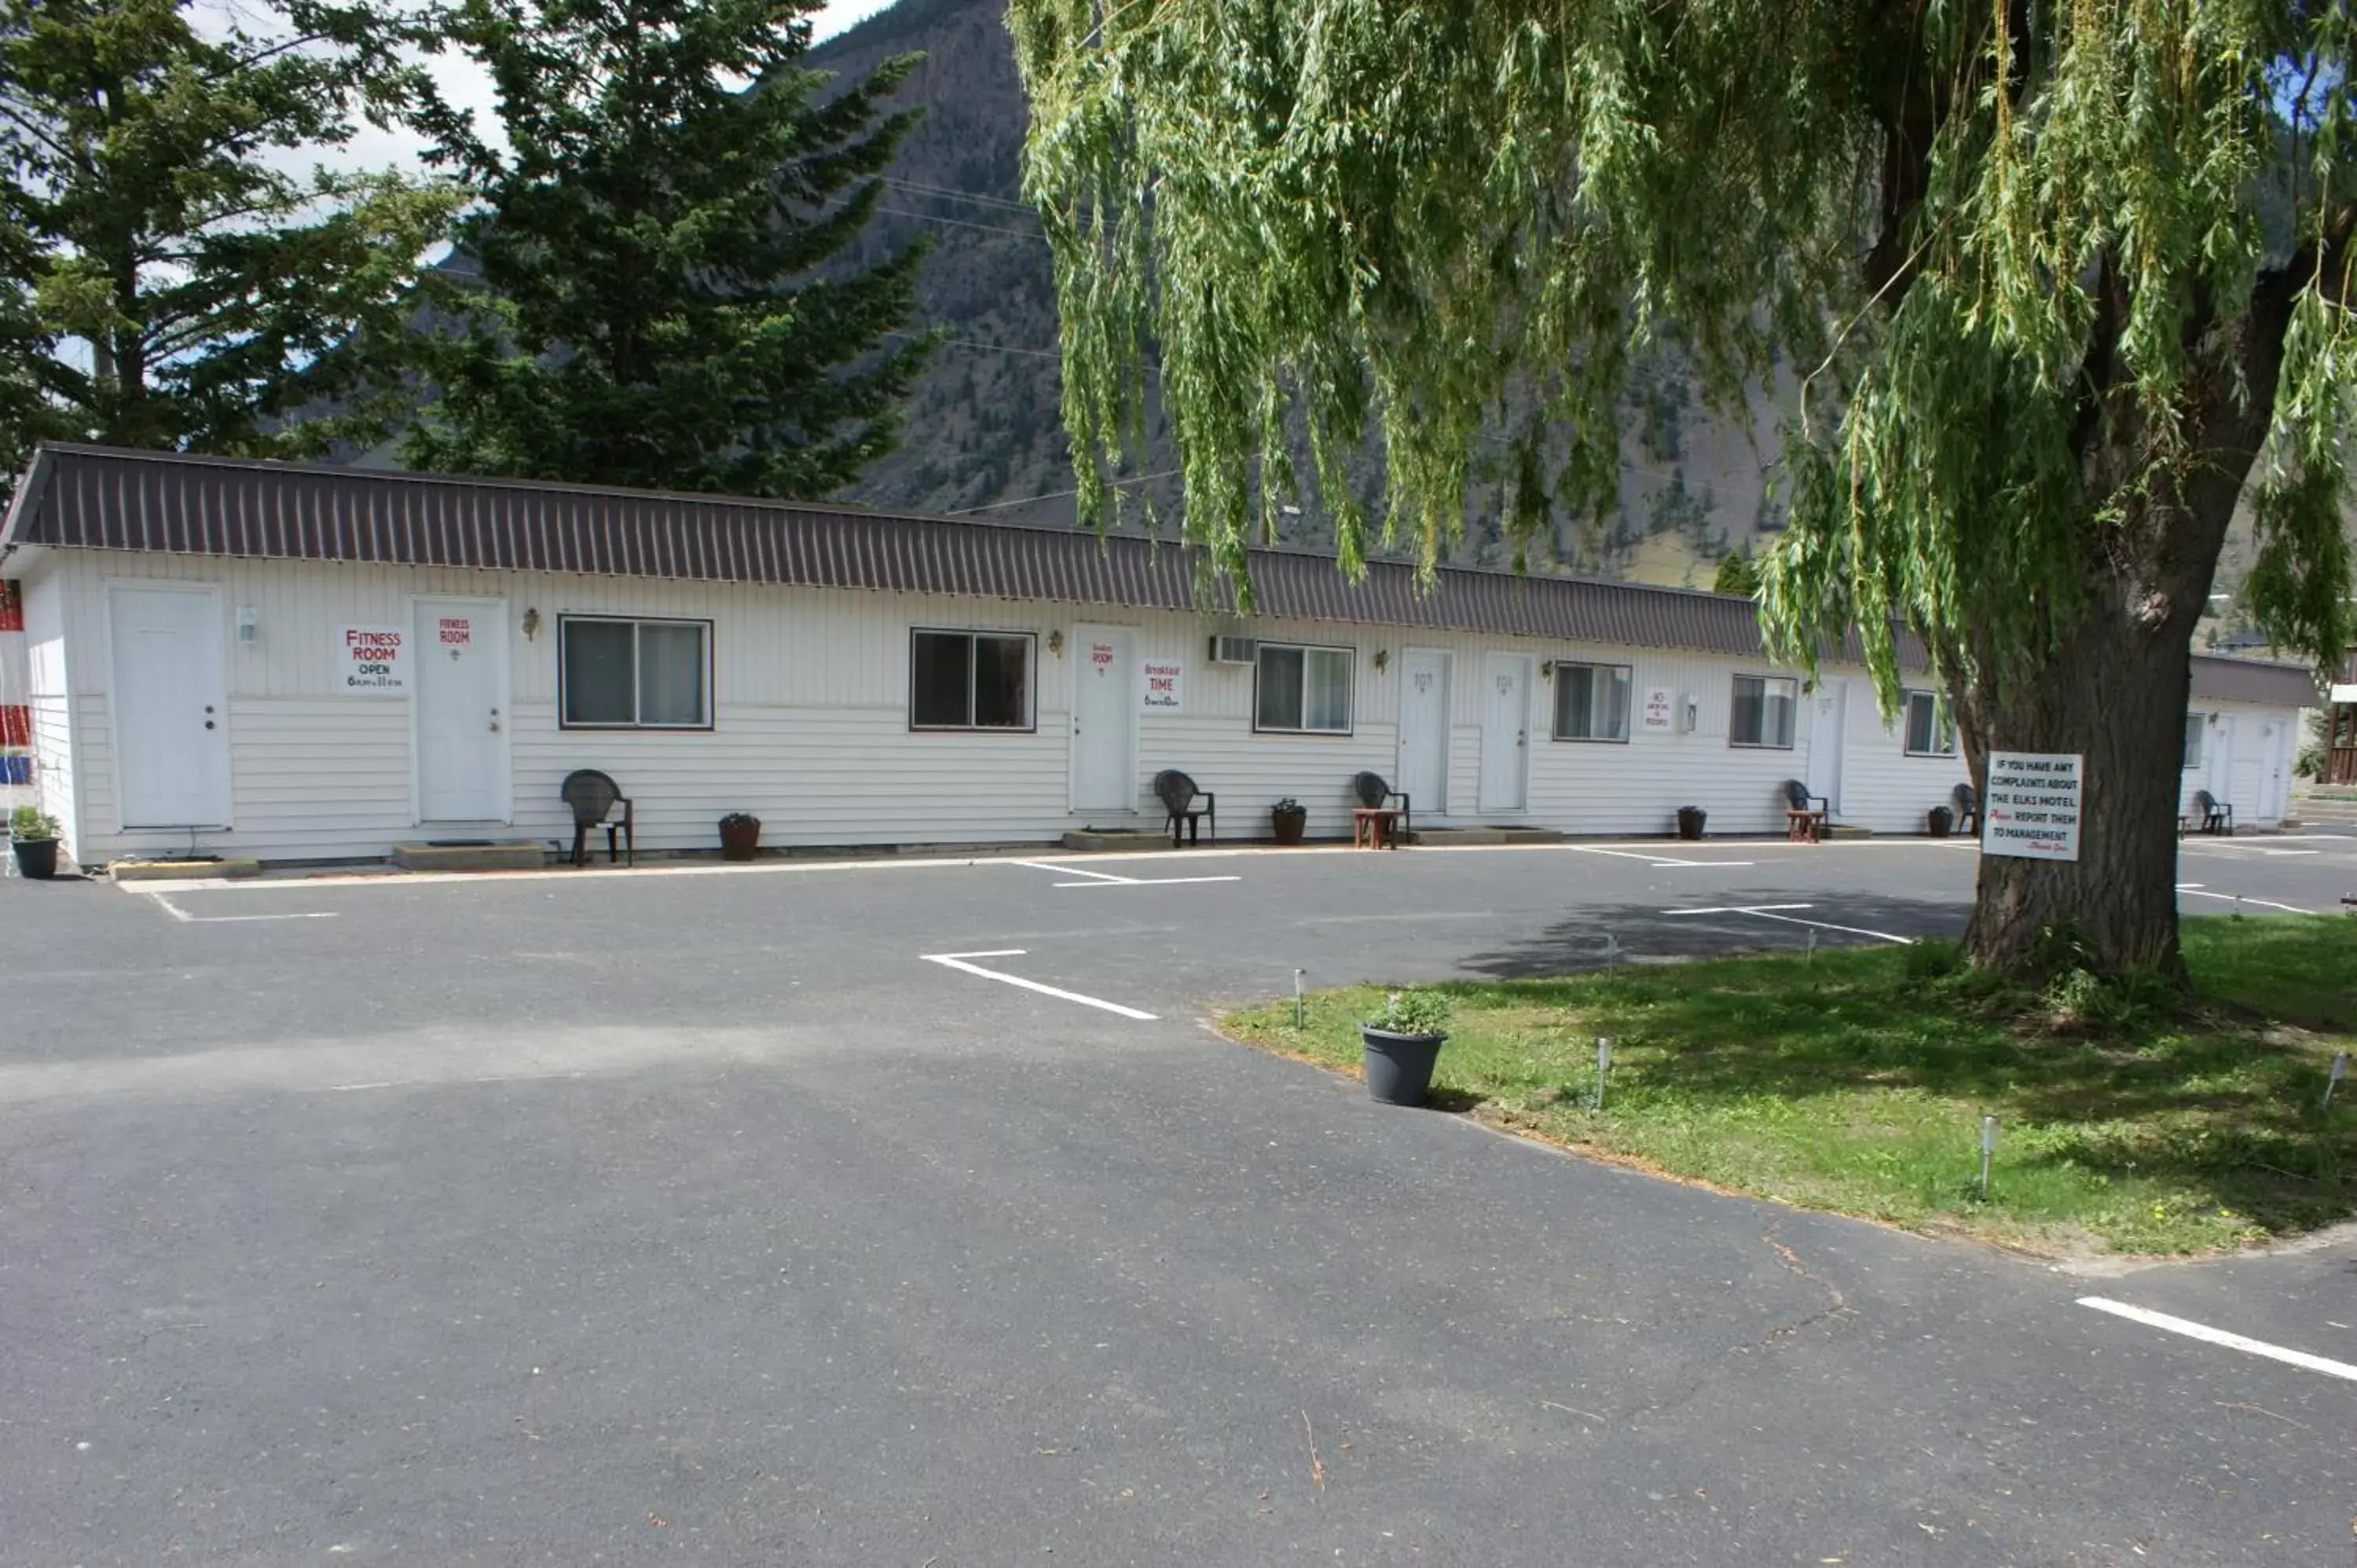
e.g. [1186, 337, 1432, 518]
[1956, 599, 2197, 980]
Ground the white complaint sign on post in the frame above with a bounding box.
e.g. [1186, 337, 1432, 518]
[1981, 751, 2083, 862]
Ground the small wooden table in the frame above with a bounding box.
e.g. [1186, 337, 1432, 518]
[1353, 807, 1404, 849]
[1785, 807, 1826, 844]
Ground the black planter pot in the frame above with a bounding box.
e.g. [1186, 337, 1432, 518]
[1270, 807, 1308, 846]
[1926, 805, 1954, 838]
[1359, 1026, 1446, 1106]
[10, 837, 58, 879]
[1675, 806, 1707, 841]
[718, 816, 762, 862]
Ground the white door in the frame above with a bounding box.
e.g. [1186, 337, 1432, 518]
[1398, 650, 1450, 817]
[1069, 625, 1136, 812]
[1806, 680, 1848, 814]
[1478, 654, 1530, 813]
[2207, 713, 2236, 812]
[2259, 720, 2289, 822]
[414, 598, 510, 822]
[109, 586, 231, 829]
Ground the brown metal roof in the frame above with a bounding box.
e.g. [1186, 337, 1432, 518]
[0, 443, 2322, 703]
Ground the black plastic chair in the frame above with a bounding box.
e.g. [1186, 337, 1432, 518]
[1782, 779, 1830, 841]
[1351, 771, 1411, 840]
[1952, 781, 1980, 835]
[1153, 769, 1215, 847]
[561, 769, 635, 866]
[2191, 788, 2234, 835]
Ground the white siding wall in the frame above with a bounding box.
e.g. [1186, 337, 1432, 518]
[33, 549, 2308, 862]
[2179, 701, 2295, 826]
[20, 568, 80, 860]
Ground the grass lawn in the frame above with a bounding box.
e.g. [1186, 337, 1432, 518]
[1223, 915, 2357, 1256]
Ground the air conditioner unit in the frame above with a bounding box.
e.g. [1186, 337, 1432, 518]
[1209, 635, 1258, 665]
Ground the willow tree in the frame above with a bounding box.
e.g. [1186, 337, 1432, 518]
[1008, 0, 2356, 977]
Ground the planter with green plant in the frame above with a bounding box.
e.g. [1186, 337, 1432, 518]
[1270, 797, 1308, 845]
[718, 811, 762, 861]
[1358, 988, 1453, 1105]
[9, 807, 62, 879]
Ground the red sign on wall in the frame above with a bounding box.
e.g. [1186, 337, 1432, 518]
[0, 581, 21, 632]
[0, 706, 26, 747]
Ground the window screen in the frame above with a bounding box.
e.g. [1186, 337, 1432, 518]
[1732, 675, 1797, 748]
[1903, 690, 1956, 756]
[560, 617, 710, 729]
[1255, 643, 1352, 733]
[1553, 662, 1632, 741]
[911, 630, 1034, 730]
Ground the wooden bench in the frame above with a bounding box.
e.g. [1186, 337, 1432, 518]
[1352, 807, 1404, 849]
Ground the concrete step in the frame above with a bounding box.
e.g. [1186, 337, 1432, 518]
[1403, 825, 1570, 847]
[392, 839, 547, 872]
[109, 857, 260, 882]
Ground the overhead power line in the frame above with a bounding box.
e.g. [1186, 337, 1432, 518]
[874, 205, 1043, 241]
[882, 177, 1038, 215]
[947, 467, 1182, 515]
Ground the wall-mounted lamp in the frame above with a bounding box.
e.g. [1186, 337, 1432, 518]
[521, 607, 541, 641]
[1681, 694, 1700, 733]
[235, 606, 259, 646]
[1048, 629, 1065, 656]
[1372, 648, 1389, 672]
[1539, 659, 1556, 679]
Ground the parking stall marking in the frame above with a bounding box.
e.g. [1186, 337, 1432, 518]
[1009, 859, 1242, 890]
[2174, 883, 2313, 914]
[1662, 903, 1916, 946]
[2077, 1298, 2357, 1383]
[142, 892, 339, 925]
[921, 949, 1160, 1020]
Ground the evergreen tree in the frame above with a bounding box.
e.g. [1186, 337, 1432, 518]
[1011, 0, 2357, 980]
[0, 0, 460, 496]
[405, 0, 933, 496]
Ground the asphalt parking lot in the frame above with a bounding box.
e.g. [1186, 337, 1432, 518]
[2, 834, 2352, 1565]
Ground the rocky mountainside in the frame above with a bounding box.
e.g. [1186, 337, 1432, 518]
[812, 0, 1787, 587]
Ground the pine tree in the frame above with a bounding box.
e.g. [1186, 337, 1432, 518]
[0, 0, 460, 497]
[404, 0, 934, 497]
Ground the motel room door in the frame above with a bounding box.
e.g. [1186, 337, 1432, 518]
[1397, 650, 1451, 818]
[413, 598, 511, 822]
[1070, 625, 1137, 814]
[1478, 654, 1530, 814]
[108, 584, 232, 830]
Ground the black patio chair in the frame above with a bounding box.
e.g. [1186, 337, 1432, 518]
[1952, 781, 1980, 835]
[1782, 779, 1831, 842]
[2191, 788, 2234, 836]
[561, 769, 635, 866]
[1153, 769, 1215, 847]
[1351, 771, 1411, 841]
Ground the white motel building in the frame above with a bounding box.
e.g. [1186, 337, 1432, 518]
[0, 445, 2317, 868]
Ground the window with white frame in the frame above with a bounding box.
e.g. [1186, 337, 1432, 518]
[1730, 674, 1798, 749]
[910, 629, 1035, 731]
[1552, 661, 1632, 742]
[1902, 689, 1957, 756]
[559, 616, 712, 729]
[2183, 713, 2205, 769]
[1255, 643, 1353, 734]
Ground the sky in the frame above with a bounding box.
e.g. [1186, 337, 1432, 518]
[193, 0, 903, 174]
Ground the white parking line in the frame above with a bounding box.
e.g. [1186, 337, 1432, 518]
[1662, 902, 1914, 945]
[921, 949, 1159, 1020]
[1052, 876, 1243, 888]
[1563, 845, 1721, 868]
[2175, 884, 2311, 914]
[145, 892, 338, 925]
[1014, 859, 1243, 889]
[2077, 1298, 2357, 1383]
[1014, 859, 1131, 883]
